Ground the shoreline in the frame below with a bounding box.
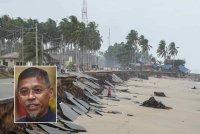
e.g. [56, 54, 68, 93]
[75, 76, 200, 134]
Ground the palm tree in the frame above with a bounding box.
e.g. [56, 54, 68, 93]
[168, 42, 179, 67]
[168, 42, 178, 59]
[126, 30, 138, 63]
[139, 35, 152, 54]
[70, 16, 84, 71]
[138, 35, 152, 64]
[59, 18, 71, 43]
[87, 22, 102, 50]
[59, 16, 80, 70]
[157, 40, 168, 60]
[82, 22, 102, 67]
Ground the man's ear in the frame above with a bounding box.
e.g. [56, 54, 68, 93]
[48, 87, 54, 100]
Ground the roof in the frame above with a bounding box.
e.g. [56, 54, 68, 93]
[0, 52, 19, 59]
[50, 54, 68, 61]
[179, 65, 190, 73]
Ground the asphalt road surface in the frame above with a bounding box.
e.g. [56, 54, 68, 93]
[0, 78, 14, 99]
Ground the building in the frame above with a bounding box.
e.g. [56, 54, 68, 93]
[0, 52, 21, 67]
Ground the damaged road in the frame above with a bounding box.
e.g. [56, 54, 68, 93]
[0, 71, 135, 134]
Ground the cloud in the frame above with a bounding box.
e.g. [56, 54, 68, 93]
[0, 0, 13, 3]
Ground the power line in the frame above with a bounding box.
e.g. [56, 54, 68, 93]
[0, 28, 20, 32]
[0, 33, 14, 39]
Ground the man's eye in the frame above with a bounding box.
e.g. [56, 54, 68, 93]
[19, 90, 29, 95]
[34, 88, 43, 94]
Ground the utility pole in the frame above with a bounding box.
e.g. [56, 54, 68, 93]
[61, 34, 64, 65]
[59, 34, 64, 67]
[11, 33, 14, 53]
[76, 44, 78, 72]
[108, 28, 111, 46]
[21, 27, 24, 65]
[35, 23, 38, 65]
[0, 25, 0, 56]
[41, 34, 43, 65]
[0, 40, 1, 56]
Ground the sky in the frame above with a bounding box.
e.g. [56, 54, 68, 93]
[0, 0, 200, 73]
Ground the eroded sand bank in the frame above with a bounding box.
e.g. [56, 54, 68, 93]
[75, 77, 200, 134]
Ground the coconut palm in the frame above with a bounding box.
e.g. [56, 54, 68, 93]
[126, 30, 138, 63]
[157, 40, 168, 60]
[59, 16, 80, 69]
[81, 22, 102, 67]
[139, 35, 152, 54]
[86, 22, 102, 51]
[168, 42, 178, 59]
[168, 42, 179, 68]
[59, 18, 71, 43]
[138, 35, 153, 64]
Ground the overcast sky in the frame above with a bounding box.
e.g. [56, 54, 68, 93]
[1, 0, 200, 73]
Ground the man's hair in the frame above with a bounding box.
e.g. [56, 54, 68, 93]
[17, 67, 51, 89]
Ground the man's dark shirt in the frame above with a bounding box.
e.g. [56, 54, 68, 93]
[17, 108, 56, 122]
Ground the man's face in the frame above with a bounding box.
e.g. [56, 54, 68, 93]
[17, 77, 54, 120]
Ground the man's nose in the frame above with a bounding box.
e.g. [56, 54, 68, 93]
[27, 90, 36, 100]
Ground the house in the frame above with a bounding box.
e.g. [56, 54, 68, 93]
[0, 52, 22, 67]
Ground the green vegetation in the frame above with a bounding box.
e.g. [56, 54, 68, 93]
[0, 14, 181, 69]
[104, 30, 153, 68]
[104, 29, 180, 68]
[0, 15, 102, 65]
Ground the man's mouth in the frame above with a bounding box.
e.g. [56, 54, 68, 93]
[26, 104, 39, 111]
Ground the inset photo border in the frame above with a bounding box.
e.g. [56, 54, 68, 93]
[14, 66, 57, 123]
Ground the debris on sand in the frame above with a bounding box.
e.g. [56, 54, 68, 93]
[119, 97, 132, 100]
[154, 92, 166, 97]
[107, 110, 123, 114]
[191, 86, 197, 89]
[138, 73, 149, 80]
[127, 114, 134, 116]
[132, 101, 140, 104]
[141, 97, 171, 109]
[155, 74, 162, 78]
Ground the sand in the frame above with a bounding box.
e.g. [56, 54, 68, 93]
[75, 77, 200, 134]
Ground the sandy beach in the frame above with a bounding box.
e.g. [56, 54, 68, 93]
[75, 77, 200, 134]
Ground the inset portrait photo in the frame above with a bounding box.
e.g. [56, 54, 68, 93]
[14, 66, 57, 123]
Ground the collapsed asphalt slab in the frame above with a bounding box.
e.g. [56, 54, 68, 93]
[0, 71, 137, 134]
